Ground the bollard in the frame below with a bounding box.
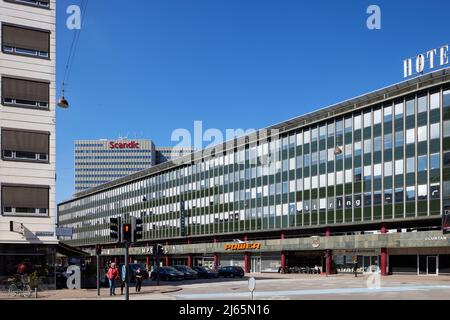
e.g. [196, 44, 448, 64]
[35, 288, 37, 299]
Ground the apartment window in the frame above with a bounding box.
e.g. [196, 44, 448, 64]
[1, 77, 49, 109]
[406, 186, 415, 201]
[1, 184, 49, 216]
[4, 0, 50, 8]
[1, 128, 49, 163]
[364, 112, 371, 128]
[374, 109, 382, 124]
[394, 102, 404, 119]
[2, 24, 50, 58]
[395, 131, 404, 147]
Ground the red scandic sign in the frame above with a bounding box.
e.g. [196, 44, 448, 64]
[109, 141, 140, 149]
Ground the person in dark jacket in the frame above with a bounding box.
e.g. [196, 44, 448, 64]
[353, 262, 358, 277]
[135, 267, 143, 292]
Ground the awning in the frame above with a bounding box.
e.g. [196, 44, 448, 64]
[56, 242, 90, 257]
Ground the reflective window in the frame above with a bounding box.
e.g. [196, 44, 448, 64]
[418, 184, 427, 200]
[374, 164, 382, 178]
[374, 136, 382, 152]
[384, 161, 392, 176]
[374, 109, 382, 124]
[430, 92, 440, 110]
[418, 95, 427, 113]
[395, 131, 404, 148]
[394, 101, 404, 119]
[384, 133, 392, 149]
[364, 112, 371, 128]
[354, 115, 362, 130]
[364, 139, 372, 154]
[395, 159, 404, 175]
[384, 106, 392, 123]
[406, 98, 415, 116]
[430, 123, 440, 140]
[418, 155, 427, 172]
[406, 186, 415, 201]
[417, 126, 427, 142]
[430, 153, 440, 170]
[327, 123, 335, 138]
[345, 118, 352, 133]
[406, 157, 415, 174]
[406, 129, 415, 145]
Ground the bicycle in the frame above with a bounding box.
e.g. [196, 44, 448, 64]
[7, 275, 32, 298]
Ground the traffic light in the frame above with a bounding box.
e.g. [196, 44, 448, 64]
[132, 217, 143, 243]
[157, 244, 165, 255]
[122, 223, 132, 242]
[95, 244, 102, 255]
[110, 217, 121, 243]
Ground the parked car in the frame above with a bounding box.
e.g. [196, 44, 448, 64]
[173, 265, 199, 279]
[192, 266, 219, 279]
[218, 266, 245, 278]
[150, 266, 184, 281]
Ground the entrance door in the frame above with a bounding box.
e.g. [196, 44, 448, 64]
[418, 255, 439, 275]
[251, 257, 261, 273]
[427, 256, 438, 276]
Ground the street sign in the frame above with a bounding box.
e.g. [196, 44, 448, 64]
[56, 227, 73, 237]
[121, 265, 127, 282]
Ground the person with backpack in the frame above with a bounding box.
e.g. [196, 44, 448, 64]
[106, 262, 119, 296]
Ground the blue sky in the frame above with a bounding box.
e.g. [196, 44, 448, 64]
[56, 0, 450, 202]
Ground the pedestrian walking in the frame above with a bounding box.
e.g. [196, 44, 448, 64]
[106, 262, 119, 296]
[135, 267, 143, 293]
[353, 262, 358, 277]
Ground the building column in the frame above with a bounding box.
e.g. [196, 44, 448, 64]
[380, 224, 388, 276]
[188, 255, 192, 268]
[244, 252, 250, 273]
[281, 232, 286, 272]
[146, 256, 150, 271]
[214, 253, 219, 269]
[326, 228, 332, 275]
[165, 255, 170, 266]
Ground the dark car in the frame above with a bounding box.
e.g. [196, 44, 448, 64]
[150, 266, 184, 281]
[173, 265, 199, 280]
[218, 266, 245, 278]
[192, 266, 219, 279]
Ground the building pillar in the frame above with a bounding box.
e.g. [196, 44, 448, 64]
[325, 228, 332, 275]
[129, 256, 132, 263]
[146, 256, 150, 271]
[281, 251, 286, 271]
[380, 224, 388, 276]
[188, 255, 192, 267]
[244, 234, 248, 242]
[381, 248, 388, 276]
[114, 257, 118, 264]
[214, 253, 219, 269]
[244, 252, 250, 273]
[281, 232, 285, 240]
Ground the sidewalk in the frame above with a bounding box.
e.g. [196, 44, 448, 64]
[0, 284, 182, 300]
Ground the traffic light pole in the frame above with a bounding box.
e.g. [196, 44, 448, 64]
[124, 241, 129, 301]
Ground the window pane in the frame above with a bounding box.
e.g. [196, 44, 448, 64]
[395, 159, 404, 175]
[430, 123, 440, 140]
[418, 95, 427, 113]
[430, 153, 440, 170]
[354, 115, 362, 130]
[430, 92, 439, 110]
[406, 99, 415, 116]
[364, 112, 371, 128]
[406, 129, 415, 144]
[406, 157, 415, 173]
[374, 109, 382, 124]
[418, 155, 427, 172]
[417, 126, 427, 142]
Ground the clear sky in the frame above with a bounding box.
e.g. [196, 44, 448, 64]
[56, 0, 450, 202]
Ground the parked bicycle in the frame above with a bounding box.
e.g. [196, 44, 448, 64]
[7, 275, 32, 298]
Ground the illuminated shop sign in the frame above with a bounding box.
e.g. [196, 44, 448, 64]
[403, 44, 449, 78]
[109, 141, 141, 149]
[224, 243, 261, 251]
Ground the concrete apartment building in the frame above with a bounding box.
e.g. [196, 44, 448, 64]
[0, 0, 57, 287]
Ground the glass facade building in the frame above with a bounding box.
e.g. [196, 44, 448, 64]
[58, 69, 450, 275]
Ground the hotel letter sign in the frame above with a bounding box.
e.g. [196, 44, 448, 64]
[404, 45, 449, 78]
